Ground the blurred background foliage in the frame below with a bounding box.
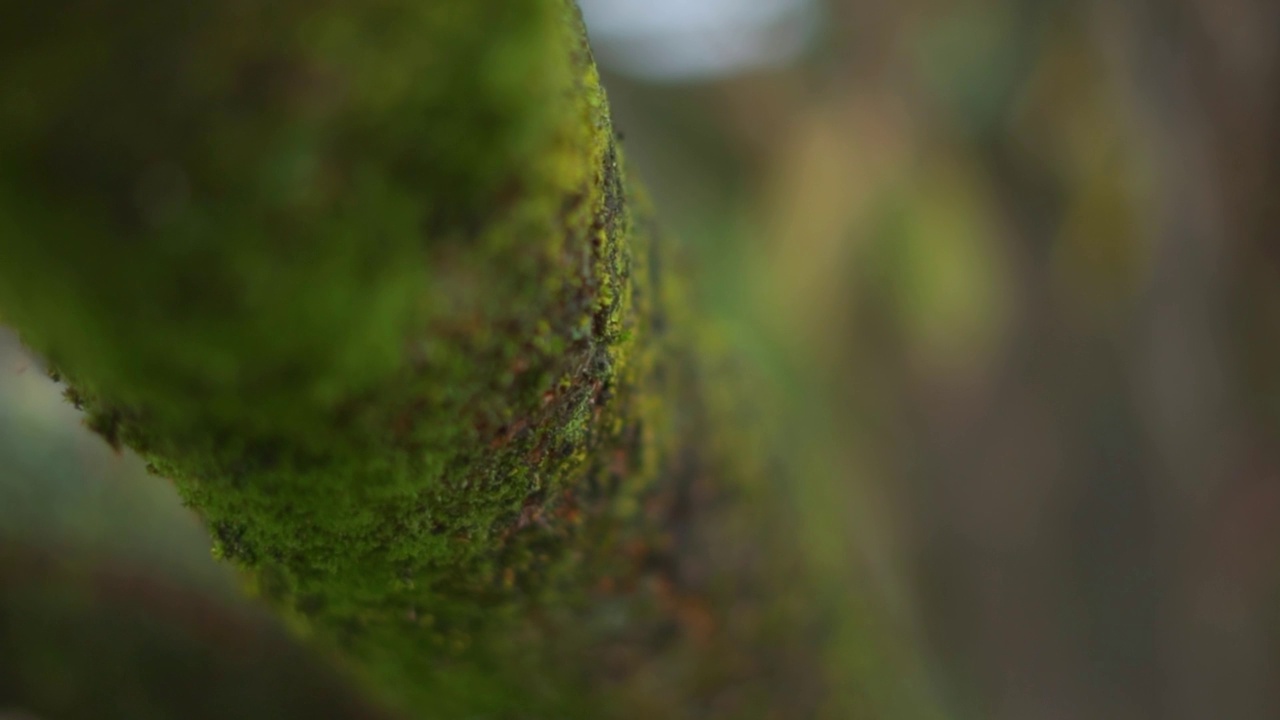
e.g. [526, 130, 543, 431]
[4, 0, 1280, 718]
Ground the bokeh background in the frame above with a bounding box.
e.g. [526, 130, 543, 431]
[4, 0, 1280, 718]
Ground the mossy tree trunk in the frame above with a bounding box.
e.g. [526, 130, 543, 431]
[0, 1, 813, 718]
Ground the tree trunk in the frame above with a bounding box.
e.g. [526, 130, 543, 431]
[0, 1, 815, 717]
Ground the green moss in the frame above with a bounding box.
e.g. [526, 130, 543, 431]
[0, 0, 827, 715]
[0, 0, 587, 432]
[0, 0, 683, 715]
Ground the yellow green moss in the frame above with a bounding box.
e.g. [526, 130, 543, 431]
[0, 0, 821, 716]
[0, 0, 678, 715]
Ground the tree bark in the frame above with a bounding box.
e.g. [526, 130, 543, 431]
[0, 2, 815, 717]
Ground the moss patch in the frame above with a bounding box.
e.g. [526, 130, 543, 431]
[0, 1, 680, 715]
